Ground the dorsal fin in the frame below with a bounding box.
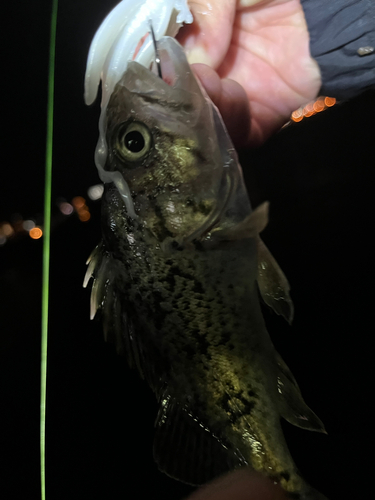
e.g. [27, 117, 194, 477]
[84, 241, 166, 393]
[275, 351, 326, 434]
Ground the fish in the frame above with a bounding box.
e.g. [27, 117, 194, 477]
[83, 7, 328, 500]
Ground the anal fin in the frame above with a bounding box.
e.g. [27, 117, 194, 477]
[154, 392, 246, 485]
[275, 351, 326, 434]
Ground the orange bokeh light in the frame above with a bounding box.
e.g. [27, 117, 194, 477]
[303, 103, 314, 113]
[1, 223, 14, 237]
[325, 96, 336, 107]
[79, 211, 91, 222]
[72, 196, 86, 209]
[313, 99, 325, 112]
[291, 108, 303, 118]
[29, 227, 43, 239]
[78, 204, 89, 213]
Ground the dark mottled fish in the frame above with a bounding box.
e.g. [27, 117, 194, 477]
[84, 36, 328, 500]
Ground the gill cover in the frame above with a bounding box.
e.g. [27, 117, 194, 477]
[105, 37, 252, 240]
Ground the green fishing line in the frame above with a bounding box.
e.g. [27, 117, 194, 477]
[41, 1, 58, 499]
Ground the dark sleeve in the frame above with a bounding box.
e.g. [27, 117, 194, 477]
[300, 0, 375, 99]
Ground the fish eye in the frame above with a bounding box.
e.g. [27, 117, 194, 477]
[115, 121, 152, 163]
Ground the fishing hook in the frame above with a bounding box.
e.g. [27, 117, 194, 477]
[148, 20, 162, 79]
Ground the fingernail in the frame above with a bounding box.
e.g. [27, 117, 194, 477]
[239, 0, 263, 6]
[186, 46, 214, 67]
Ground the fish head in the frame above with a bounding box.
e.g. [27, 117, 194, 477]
[104, 37, 243, 243]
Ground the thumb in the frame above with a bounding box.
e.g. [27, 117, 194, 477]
[176, 0, 237, 68]
[186, 469, 288, 500]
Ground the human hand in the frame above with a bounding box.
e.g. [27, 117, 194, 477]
[177, 0, 321, 147]
[185, 470, 287, 500]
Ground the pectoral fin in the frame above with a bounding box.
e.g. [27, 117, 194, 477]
[257, 238, 294, 324]
[275, 351, 326, 434]
[206, 201, 293, 323]
[208, 201, 269, 243]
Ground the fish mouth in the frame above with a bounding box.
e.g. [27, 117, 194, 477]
[116, 36, 206, 114]
[104, 37, 238, 234]
[95, 36, 205, 221]
[84, 3, 193, 107]
[150, 36, 192, 88]
[84, 0, 193, 219]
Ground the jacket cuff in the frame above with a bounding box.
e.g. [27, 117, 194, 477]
[301, 0, 375, 99]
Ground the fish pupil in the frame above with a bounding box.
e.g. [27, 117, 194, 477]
[124, 131, 145, 153]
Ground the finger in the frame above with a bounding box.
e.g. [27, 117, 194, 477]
[192, 63, 222, 104]
[220, 78, 251, 148]
[177, 0, 237, 68]
[192, 64, 251, 148]
[186, 469, 288, 500]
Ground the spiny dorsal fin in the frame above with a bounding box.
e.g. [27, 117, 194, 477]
[257, 238, 294, 324]
[275, 351, 326, 434]
[154, 391, 246, 485]
[84, 241, 165, 393]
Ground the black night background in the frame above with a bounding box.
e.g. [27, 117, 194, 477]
[1, 1, 374, 499]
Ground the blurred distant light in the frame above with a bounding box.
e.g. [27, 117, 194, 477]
[22, 220, 36, 232]
[72, 196, 86, 209]
[291, 96, 337, 123]
[291, 108, 303, 122]
[79, 211, 91, 222]
[59, 202, 74, 215]
[1, 223, 14, 237]
[303, 103, 315, 117]
[292, 108, 302, 117]
[88, 184, 104, 201]
[0, 235, 6, 246]
[325, 96, 336, 107]
[29, 227, 43, 239]
[313, 99, 325, 112]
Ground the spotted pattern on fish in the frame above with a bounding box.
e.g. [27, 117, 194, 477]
[86, 36, 328, 500]
[101, 185, 308, 494]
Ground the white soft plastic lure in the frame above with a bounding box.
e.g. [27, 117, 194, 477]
[84, 0, 193, 218]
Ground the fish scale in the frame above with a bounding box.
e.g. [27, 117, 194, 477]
[101, 187, 304, 494]
[84, 36, 328, 500]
